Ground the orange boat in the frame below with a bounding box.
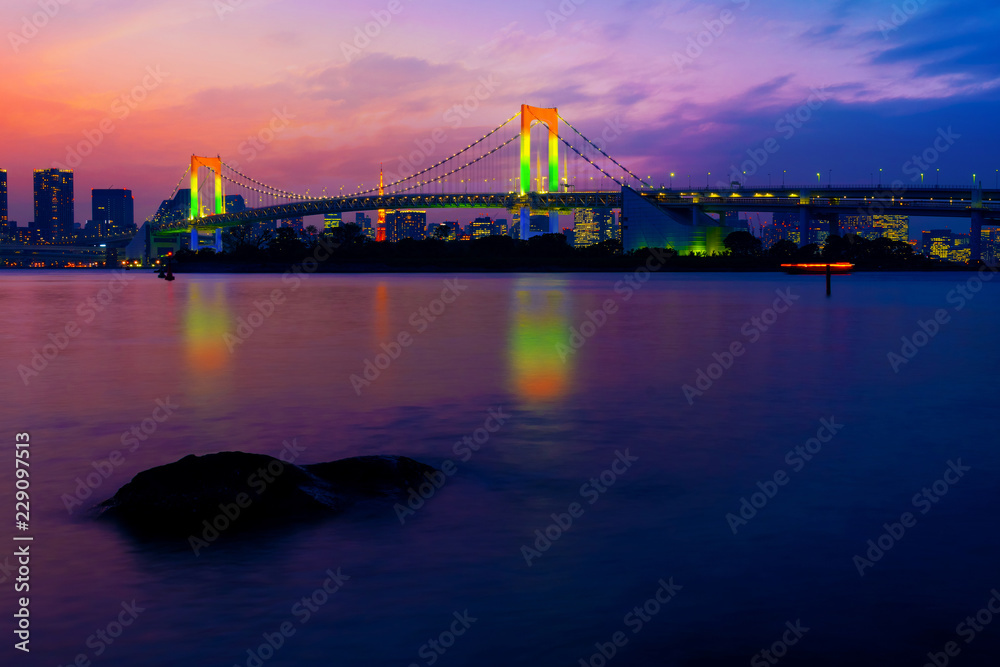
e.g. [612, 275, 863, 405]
[780, 262, 854, 275]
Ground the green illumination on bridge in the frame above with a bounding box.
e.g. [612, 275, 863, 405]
[520, 105, 559, 196]
[190, 156, 226, 220]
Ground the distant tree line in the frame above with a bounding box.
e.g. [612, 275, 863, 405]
[166, 223, 964, 271]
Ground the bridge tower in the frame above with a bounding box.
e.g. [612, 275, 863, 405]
[520, 105, 559, 196]
[519, 106, 561, 238]
[189, 155, 225, 253]
[190, 156, 226, 220]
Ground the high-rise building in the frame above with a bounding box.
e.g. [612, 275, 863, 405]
[91, 189, 135, 236]
[839, 214, 909, 242]
[353, 212, 374, 239]
[921, 229, 969, 261]
[596, 209, 619, 242]
[874, 215, 908, 243]
[573, 209, 600, 248]
[470, 216, 496, 239]
[763, 212, 801, 248]
[34, 169, 74, 242]
[981, 228, 1000, 265]
[0, 169, 7, 228]
[324, 212, 342, 230]
[529, 214, 549, 234]
[386, 210, 426, 242]
[225, 195, 247, 213]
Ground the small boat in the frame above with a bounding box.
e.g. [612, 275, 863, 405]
[164, 263, 175, 281]
[781, 262, 854, 275]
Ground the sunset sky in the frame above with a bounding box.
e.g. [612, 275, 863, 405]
[2, 0, 998, 227]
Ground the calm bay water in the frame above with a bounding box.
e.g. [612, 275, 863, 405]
[1, 269, 998, 666]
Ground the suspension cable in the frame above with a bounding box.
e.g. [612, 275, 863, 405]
[557, 114, 652, 188]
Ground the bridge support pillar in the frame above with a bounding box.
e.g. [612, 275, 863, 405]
[549, 211, 560, 235]
[828, 213, 840, 237]
[798, 207, 810, 247]
[190, 227, 199, 252]
[520, 207, 530, 240]
[971, 209, 984, 263]
[214, 228, 223, 253]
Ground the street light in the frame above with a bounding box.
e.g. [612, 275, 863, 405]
[936, 169, 940, 187]
[670, 172, 674, 189]
[879, 168, 882, 187]
[817, 172, 821, 186]
[782, 170, 786, 187]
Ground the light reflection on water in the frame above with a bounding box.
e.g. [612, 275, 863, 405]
[1, 270, 998, 666]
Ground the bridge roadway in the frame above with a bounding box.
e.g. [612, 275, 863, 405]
[155, 185, 1000, 234]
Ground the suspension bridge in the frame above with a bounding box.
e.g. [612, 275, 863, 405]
[142, 104, 1000, 261]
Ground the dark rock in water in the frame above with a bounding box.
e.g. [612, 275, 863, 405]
[96, 451, 436, 536]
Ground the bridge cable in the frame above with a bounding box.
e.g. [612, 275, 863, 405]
[367, 112, 521, 195]
[557, 114, 652, 189]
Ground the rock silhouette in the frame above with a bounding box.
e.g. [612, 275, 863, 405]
[96, 451, 437, 536]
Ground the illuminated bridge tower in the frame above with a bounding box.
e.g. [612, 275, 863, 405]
[189, 155, 225, 252]
[519, 105, 561, 239]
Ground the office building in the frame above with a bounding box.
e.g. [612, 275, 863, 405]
[386, 210, 426, 242]
[573, 209, 600, 248]
[324, 212, 342, 230]
[225, 195, 247, 213]
[34, 169, 74, 242]
[763, 212, 801, 248]
[91, 189, 135, 236]
[921, 229, 970, 262]
[470, 216, 504, 239]
[839, 214, 909, 242]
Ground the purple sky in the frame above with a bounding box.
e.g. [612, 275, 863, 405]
[2, 0, 998, 234]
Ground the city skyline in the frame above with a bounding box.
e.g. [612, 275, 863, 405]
[1, 0, 998, 232]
